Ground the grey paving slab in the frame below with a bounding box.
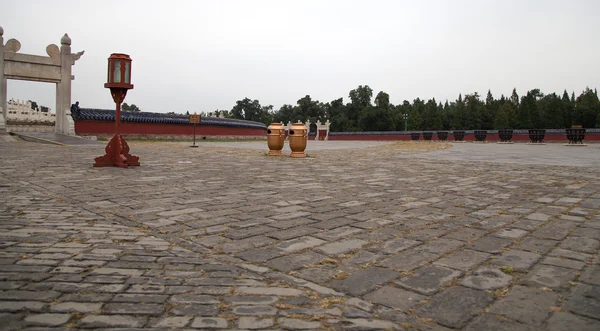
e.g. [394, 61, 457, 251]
[1, 139, 599, 330]
[399, 142, 600, 167]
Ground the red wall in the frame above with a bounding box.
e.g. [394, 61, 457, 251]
[75, 121, 266, 137]
[329, 133, 600, 142]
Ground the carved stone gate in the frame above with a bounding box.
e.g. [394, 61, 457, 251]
[0, 26, 83, 135]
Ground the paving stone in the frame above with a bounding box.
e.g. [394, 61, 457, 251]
[112, 294, 169, 303]
[151, 316, 192, 328]
[79, 315, 147, 328]
[564, 284, 600, 320]
[89, 268, 144, 277]
[235, 287, 305, 297]
[170, 304, 219, 316]
[492, 228, 529, 239]
[266, 252, 326, 272]
[0, 301, 46, 312]
[442, 228, 487, 242]
[376, 238, 421, 254]
[237, 316, 274, 329]
[527, 212, 551, 221]
[522, 265, 577, 289]
[395, 265, 462, 295]
[468, 236, 513, 254]
[511, 219, 544, 231]
[572, 227, 600, 240]
[274, 236, 326, 253]
[343, 307, 372, 318]
[434, 249, 491, 271]
[379, 250, 438, 271]
[490, 285, 559, 325]
[460, 266, 513, 290]
[223, 295, 278, 305]
[266, 226, 319, 240]
[103, 303, 164, 315]
[490, 249, 542, 271]
[364, 286, 425, 311]
[281, 307, 342, 317]
[341, 250, 382, 266]
[546, 311, 600, 331]
[464, 313, 536, 331]
[278, 318, 322, 329]
[331, 318, 397, 330]
[313, 226, 363, 241]
[414, 238, 464, 254]
[475, 215, 517, 230]
[295, 267, 336, 284]
[50, 302, 102, 313]
[190, 317, 229, 329]
[345, 297, 373, 312]
[0, 290, 60, 302]
[542, 256, 586, 270]
[316, 239, 368, 255]
[332, 267, 400, 296]
[579, 264, 600, 286]
[548, 248, 593, 262]
[24, 313, 70, 326]
[225, 225, 275, 240]
[236, 248, 283, 262]
[532, 222, 575, 240]
[514, 237, 558, 254]
[416, 286, 495, 328]
[230, 305, 277, 315]
[559, 236, 600, 254]
[405, 228, 448, 241]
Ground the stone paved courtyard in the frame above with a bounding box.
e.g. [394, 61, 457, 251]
[1, 137, 599, 330]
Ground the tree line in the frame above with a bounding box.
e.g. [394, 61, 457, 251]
[221, 86, 600, 131]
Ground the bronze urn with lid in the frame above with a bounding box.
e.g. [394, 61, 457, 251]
[288, 122, 308, 158]
[267, 122, 285, 156]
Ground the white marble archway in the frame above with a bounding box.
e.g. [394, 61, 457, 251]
[0, 26, 83, 135]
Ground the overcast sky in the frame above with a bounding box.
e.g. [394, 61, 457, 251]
[1, 0, 599, 113]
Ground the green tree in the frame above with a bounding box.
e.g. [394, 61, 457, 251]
[562, 90, 574, 128]
[596, 112, 600, 128]
[358, 107, 395, 131]
[510, 88, 519, 106]
[122, 103, 140, 112]
[231, 97, 269, 124]
[374, 91, 390, 109]
[295, 95, 324, 123]
[463, 93, 482, 129]
[407, 108, 422, 131]
[482, 90, 496, 129]
[517, 95, 532, 129]
[493, 104, 510, 129]
[539, 93, 563, 128]
[575, 88, 600, 128]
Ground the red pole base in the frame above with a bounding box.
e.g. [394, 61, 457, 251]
[94, 134, 140, 168]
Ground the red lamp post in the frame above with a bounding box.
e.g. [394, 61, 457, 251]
[94, 53, 140, 168]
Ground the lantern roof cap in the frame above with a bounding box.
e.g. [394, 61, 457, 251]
[0, 26, 4, 36]
[61, 33, 71, 45]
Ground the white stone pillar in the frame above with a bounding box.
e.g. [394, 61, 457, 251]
[64, 109, 75, 136]
[0, 107, 5, 132]
[56, 34, 73, 135]
[0, 26, 6, 130]
[324, 120, 330, 140]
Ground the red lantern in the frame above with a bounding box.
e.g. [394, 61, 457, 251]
[93, 53, 140, 168]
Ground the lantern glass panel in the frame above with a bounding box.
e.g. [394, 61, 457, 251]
[125, 61, 130, 84]
[113, 60, 121, 83]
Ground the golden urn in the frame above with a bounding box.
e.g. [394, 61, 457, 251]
[267, 122, 285, 156]
[288, 121, 308, 158]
